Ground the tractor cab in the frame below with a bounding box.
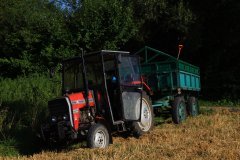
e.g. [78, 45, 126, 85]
[41, 50, 153, 148]
[62, 51, 142, 122]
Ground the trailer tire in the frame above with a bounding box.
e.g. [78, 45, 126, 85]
[132, 93, 154, 137]
[187, 97, 199, 116]
[172, 96, 187, 124]
[87, 123, 109, 148]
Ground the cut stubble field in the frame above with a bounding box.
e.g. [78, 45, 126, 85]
[1, 106, 240, 160]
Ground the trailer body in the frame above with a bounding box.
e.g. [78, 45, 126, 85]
[136, 46, 201, 123]
[141, 55, 200, 92]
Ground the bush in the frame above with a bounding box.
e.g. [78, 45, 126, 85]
[0, 74, 61, 139]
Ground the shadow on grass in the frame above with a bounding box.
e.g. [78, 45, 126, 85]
[0, 128, 44, 157]
[12, 128, 43, 155]
[2, 127, 87, 157]
[154, 109, 172, 125]
[0, 100, 50, 156]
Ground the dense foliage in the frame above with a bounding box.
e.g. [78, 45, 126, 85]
[0, 75, 61, 155]
[0, 0, 194, 77]
[0, 74, 61, 135]
[0, 0, 74, 77]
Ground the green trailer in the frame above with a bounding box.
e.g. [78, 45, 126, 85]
[135, 46, 201, 124]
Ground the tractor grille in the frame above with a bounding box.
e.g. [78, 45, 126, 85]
[48, 97, 70, 116]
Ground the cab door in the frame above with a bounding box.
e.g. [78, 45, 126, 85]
[118, 55, 142, 121]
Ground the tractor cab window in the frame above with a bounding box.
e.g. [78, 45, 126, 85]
[85, 55, 104, 88]
[118, 56, 141, 86]
[63, 60, 84, 93]
[104, 60, 117, 83]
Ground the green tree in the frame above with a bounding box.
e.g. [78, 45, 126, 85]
[69, 0, 137, 51]
[0, 0, 74, 77]
[127, 0, 194, 54]
[0, 0, 195, 78]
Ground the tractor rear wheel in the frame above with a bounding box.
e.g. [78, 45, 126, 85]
[132, 93, 154, 137]
[172, 96, 187, 124]
[187, 97, 199, 116]
[87, 123, 109, 148]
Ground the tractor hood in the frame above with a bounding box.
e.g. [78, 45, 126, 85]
[48, 91, 95, 130]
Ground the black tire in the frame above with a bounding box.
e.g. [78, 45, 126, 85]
[187, 97, 199, 116]
[172, 96, 187, 124]
[132, 92, 154, 137]
[87, 123, 109, 148]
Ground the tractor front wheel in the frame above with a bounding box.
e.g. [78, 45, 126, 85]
[172, 96, 187, 124]
[132, 93, 154, 137]
[87, 123, 109, 148]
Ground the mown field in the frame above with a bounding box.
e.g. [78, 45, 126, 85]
[0, 106, 239, 160]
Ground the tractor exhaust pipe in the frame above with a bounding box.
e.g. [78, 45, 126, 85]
[81, 49, 94, 122]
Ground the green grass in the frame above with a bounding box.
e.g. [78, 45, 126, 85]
[199, 99, 240, 107]
[0, 139, 19, 157]
[0, 74, 61, 156]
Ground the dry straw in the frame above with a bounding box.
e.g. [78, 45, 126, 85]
[1, 107, 240, 160]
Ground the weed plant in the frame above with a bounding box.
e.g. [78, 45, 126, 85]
[0, 74, 61, 155]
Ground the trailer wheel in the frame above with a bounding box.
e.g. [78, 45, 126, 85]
[87, 123, 109, 148]
[187, 97, 199, 116]
[132, 93, 154, 137]
[172, 96, 187, 124]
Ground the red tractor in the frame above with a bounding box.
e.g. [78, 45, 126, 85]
[41, 50, 154, 148]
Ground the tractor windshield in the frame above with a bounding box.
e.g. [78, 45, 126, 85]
[63, 59, 84, 93]
[118, 55, 141, 86]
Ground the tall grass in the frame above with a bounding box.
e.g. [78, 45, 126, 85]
[199, 99, 240, 107]
[0, 74, 61, 155]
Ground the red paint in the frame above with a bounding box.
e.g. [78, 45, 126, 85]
[67, 91, 95, 130]
[130, 80, 152, 92]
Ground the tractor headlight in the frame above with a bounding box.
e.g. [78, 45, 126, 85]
[51, 116, 57, 122]
[63, 115, 68, 120]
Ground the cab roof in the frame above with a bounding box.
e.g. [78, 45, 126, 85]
[63, 50, 130, 63]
